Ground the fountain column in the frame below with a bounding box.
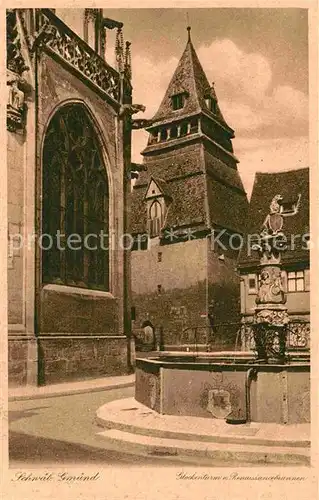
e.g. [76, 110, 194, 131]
[252, 195, 290, 363]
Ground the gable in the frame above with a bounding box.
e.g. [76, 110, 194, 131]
[145, 179, 164, 199]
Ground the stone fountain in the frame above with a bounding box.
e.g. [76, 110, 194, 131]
[135, 196, 310, 425]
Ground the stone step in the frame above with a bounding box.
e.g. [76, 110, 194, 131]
[96, 398, 310, 449]
[97, 429, 310, 465]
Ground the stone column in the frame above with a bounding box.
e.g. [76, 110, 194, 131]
[252, 195, 292, 363]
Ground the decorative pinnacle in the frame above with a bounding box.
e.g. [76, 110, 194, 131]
[187, 26, 191, 42]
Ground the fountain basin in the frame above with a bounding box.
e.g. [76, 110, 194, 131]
[135, 353, 310, 424]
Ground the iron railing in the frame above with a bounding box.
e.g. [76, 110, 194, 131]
[181, 320, 310, 352]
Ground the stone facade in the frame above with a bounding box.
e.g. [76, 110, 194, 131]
[37, 336, 127, 385]
[132, 238, 241, 348]
[7, 8, 134, 386]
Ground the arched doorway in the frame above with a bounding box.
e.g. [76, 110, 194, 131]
[139, 320, 156, 351]
[42, 103, 109, 291]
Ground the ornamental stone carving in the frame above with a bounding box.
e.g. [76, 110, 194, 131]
[33, 11, 121, 103]
[7, 72, 27, 132]
[7, 9, 29, 75]
[254, 308, 290, 327]
[119, 103, 146, 117]
[207, 389, 232, 419]
[288, 322, 310, 348]
[256, 267, 286, 305]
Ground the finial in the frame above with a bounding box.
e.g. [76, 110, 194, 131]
[124, 41, 132, 80]
[187, 25, 191, 42]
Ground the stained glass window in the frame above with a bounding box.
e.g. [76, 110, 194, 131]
[42, 104, 109, 290]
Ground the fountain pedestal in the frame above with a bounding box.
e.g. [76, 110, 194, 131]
[253, 305, 289, 363]
[251, 195, 292, 364]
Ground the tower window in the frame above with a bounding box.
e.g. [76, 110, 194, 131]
[170, 125, 178, 139]
[157, 284, 162, 294]
[172, 93, 186, 110]
[160, 128, 168, 141]
[158, 252, 162, 262]
[180, 122, 188, 136]
[205, 97, 217, 114]
[149, 200, 163, 237]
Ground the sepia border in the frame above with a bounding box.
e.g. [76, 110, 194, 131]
[1, 1, 318, 499]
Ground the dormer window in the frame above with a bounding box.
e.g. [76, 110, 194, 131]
[205, 97, 217, 114]
[172, 93, 186, 110]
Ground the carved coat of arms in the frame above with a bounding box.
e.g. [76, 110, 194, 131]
[207, 389, 232, 419]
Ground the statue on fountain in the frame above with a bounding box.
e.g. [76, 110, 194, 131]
[251, 194, 298, 363]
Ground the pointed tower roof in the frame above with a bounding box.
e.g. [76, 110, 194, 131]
[150, 27, 231, 132]
[131, 28, 248, 238]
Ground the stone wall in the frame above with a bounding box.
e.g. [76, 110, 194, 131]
[132, 238, 207, 295]
[7, 43, 130, 386]
[39, 285, 120, 334]
[8, 339, 29, 386]
[8, 338, 37, 387]
[7, 132, 25, 326]
[33, 51, 128, 383]
[38, 336, 128, 385]
[132, 238, 241, 348]
[136, 359, 310, 424]
[132, 282, 207, 347]
[135, 361, 161, 413]
[132, 238, 207, 347]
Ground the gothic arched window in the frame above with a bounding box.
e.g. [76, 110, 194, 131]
[149, 200, 162, 237]
[42, 104, 109, 291]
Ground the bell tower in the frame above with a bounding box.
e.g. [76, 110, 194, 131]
[131, 28, 249, 349]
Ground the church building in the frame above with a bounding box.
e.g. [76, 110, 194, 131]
[131, 28, 249, 349]
[7, 8, 136, 386]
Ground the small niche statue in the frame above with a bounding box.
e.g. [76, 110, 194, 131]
[7, 75, 26, 132]
[8, 79, 25, 110]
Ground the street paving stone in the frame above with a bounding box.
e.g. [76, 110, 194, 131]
[9, 387, 258, 466]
